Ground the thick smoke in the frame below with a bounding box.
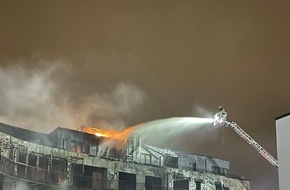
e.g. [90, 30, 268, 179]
[0, 61, 146, 133]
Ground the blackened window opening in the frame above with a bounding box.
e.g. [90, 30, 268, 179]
[119, 172, 136, 190]
[145, 176, 162, 190]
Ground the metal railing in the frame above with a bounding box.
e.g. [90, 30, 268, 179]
[0, 155, 66, 187]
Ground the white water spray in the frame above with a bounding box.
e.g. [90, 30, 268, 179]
[134, 117, 214, 140]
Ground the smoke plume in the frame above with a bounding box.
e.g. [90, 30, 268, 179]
[0, 61, 146, 133]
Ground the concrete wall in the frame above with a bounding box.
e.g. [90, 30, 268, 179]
[276, 113, 290, 190]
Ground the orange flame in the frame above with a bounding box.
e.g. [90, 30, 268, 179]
[79, 125, 141, 142]
[79, 126, 118, 138]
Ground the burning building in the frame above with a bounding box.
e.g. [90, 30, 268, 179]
[0, 122, 250, 189]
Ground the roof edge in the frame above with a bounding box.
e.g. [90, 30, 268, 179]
[275, 112, 290, 120]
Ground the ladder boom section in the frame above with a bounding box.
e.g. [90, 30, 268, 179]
[225, 121, 278, 168]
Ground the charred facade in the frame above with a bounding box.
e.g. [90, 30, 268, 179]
[0, 123, 250, 189]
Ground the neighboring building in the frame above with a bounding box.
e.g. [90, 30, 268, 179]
[276, 112, 290, 190]
[0, 122, 250, 190]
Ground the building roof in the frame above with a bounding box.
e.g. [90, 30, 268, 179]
[0, 122, 53, 146]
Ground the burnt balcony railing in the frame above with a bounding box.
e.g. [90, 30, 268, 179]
[0, 155, 66, 187]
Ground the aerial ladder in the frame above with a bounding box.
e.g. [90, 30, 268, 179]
[213, 106, 278, 168]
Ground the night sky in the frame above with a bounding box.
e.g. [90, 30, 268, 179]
[1, 1, 290, 189]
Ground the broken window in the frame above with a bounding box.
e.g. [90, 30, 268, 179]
[28, 154, 37, 181]
[72, 164, 105, 189]
[215, 182, 222, 190]
[63, 135, 71, 150]
[212, 166, 227, 175]
[8, 148, 14, 160]
[18, 149, 27, 164]
[119, 172, 136, 190]
[28, 154, 37, 166]
[17, 147, 27, 178]
[71, 140, 76, 152]
[38, 156, 49, 182]
[39, 156, 48, 169]
[214, 182, 229, 190]
[195, 180, 201, 190]
[141, 153, 152, 164]
[145, 176, 162, 190]
[92, 167, 107, 190]
[51, 158, 66, 185]
[163, 156, 178, 168]
[82, 143, 89, 153]
[173, 179, 189, 190]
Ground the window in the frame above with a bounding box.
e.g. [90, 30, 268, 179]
[164, 156, 178, 168]
[18, 150, 27, 164]
[195, 180, 201, 190]
[145, 176, 162, 190]
[173, 179, 189, 190]
[119, 172, 136, 190]
[140, 153, 152, 164]
[191, 162, 197, 171]
[212, 166, 227, 175]
[71, 140, 76, 152]
[215, 182, 229, 190]
[215, 182, 222, 190]
[82, 143, 89, 153]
